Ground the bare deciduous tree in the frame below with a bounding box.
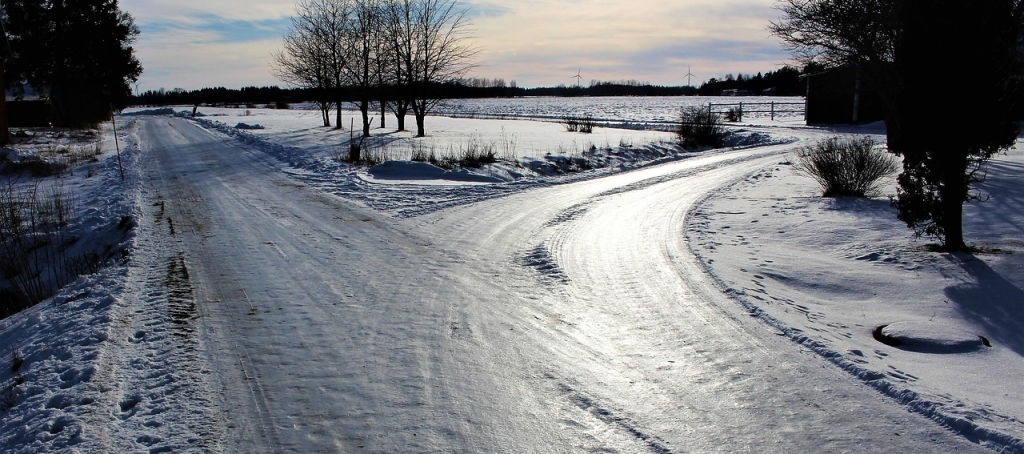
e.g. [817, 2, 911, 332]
[273, 0, 477, 138]
[386, 0, 477, 137]
[381, 0, 415, 131]
[272, 18, 334, 126]
[272, 0, 354, 129]
[768, 0, 898, 68]
[343, 0, 382, 137]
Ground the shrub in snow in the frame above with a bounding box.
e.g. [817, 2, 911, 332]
[794, 136, 899, 198]
[235, 123, 265, 130]
[0, 178, 113, 318]
[0, 155, 67, 177]
[562, 115, 595, 133]
[725, 106, 742, 122]
[678, 106, 725, 149]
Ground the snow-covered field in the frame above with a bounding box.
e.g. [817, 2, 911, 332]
[181, 103, 681, 164]
[0, 99, 1021, 452]
[433, 95, 807, 124]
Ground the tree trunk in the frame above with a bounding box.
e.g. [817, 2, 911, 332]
[320, 102, 331, 127]
[394, 103, 408, 131]
[0, 60, 10, 145]
[415, 113, 426, 137]
[852, 62, 861, 123]
[335, 100, 343, 130]
[412, 99, 427, 137]
[379, 101, 387, 129]
[360, 100, 371, 137]
[940, 151, 969, 251]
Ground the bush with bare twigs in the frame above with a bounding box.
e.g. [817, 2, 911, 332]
[794, 136, 899, 198]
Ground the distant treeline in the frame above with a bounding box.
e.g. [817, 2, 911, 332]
[697, 66, 805, 96]
[132, 66, 806, 107]
[133, 86, 302, 108]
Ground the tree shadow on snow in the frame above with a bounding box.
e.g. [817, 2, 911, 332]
[820, 196, 904, 231]
[964, 159, 1024, 242]
[944, 253, 1024, 357]
[822, 196, 894, 217]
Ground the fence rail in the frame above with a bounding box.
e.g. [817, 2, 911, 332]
[707, 101, 805, 122]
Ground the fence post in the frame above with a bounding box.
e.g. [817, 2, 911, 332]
[771, 101, 775, 121]
[109, 105, 124, 181]
[739, 102, 743, 122]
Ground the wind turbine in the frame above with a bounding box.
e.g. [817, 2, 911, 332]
[683, 66, 696, 87]
[573, 68, 584, 88]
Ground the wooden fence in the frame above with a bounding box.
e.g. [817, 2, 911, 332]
[706, 101, 805, 122]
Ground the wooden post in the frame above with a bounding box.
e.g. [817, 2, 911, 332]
[349, 117, 360, 163]
[110, 105, 124, 180]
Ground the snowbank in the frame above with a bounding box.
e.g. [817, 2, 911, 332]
[687, 144, 1024, 453]
[1, 119, 143, 452]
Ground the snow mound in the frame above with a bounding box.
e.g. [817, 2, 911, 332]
[174, 110, 206, 118]
[121, 107, 174, 116]
[875, 321, 991, 353]
[365, 160, 503, 184]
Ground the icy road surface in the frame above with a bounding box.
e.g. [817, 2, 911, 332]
[138, 117, 985, 453]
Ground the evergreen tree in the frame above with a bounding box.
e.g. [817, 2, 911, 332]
[2, 0, 142, 127]
[771, 0, 1023, 250]
[888, 0, 1023, 250]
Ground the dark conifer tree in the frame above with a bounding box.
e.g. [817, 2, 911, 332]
[2, 0, 142, 127]
[888, 0, 1023, 250]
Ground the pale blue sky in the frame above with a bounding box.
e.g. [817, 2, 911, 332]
[120, 0, 792, 92]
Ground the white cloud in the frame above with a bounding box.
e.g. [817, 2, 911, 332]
[121, 0, 292, 90]
[133, 28, 282, 91]
[464, 0, 789, 86]
[121, 0, 294, 24]
[120, 0, 790, 90]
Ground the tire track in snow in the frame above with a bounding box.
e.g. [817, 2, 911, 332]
[517, 244, 571, 284]
[138, 115, 993, 452]
[141, 118, 285, 452]
[551, 374, 673, 454]
[425, 140, 991, 452]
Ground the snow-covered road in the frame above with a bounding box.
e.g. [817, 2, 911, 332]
[138, 117, 986, 452]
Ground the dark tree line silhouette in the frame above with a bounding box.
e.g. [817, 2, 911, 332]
[696, 66, 806, 96]
[133, 65, 807, 108]
[1, 0, 142, 129]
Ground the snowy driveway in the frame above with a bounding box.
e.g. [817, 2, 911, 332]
[138, 117, 985, 453]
